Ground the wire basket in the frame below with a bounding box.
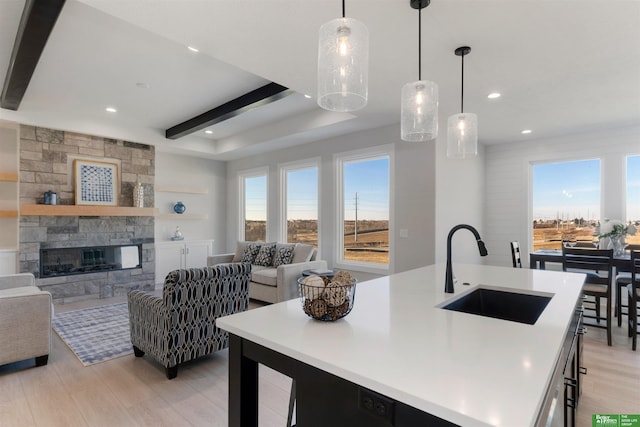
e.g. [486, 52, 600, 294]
[298, 275, 357, 321]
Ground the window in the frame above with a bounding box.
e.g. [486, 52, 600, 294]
[240, 168, 268, 241]
[280, 161, 319, 247]
[627, 155, 640, 245]
[336, 148, 391, 268]
[532, 159, 600, 251]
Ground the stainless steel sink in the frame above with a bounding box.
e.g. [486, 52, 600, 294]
[441, 287, 552, 325]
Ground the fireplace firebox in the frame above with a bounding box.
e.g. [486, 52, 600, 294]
[40, 244, 142, 277]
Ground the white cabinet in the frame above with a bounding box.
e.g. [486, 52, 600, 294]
[0, 249, 17, 275]
[155, 240, 214, 284]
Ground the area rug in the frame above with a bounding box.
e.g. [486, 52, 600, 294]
[52, 302, 133, 366]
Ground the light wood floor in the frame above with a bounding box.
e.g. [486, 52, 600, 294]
[1, 297, 638, 427]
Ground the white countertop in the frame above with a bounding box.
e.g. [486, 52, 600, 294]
[217, 263, 584, 427]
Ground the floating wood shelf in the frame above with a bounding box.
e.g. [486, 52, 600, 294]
[156, 213, 209, 220]
[0, 210, 18, 218]
[21, 204, 158, 217]
[0, 173, 18, 182]
[155, 185, 208, 194]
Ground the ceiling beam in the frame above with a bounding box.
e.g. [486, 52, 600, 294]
[165, 82, 293, 140]
[1, 0, 66, 111]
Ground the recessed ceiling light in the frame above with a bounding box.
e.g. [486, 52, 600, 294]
[304, 94, 312, 99]
[187, 46, 199, 53]
[487, 92, 501, 99]
[521, 129, 532, 134]
[105, 107, 117, 113]
[205, 130, 213, 134]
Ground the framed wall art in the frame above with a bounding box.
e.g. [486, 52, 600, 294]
[74, 159, 119, 206]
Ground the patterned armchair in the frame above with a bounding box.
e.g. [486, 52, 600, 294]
[127, 263, 251, 379]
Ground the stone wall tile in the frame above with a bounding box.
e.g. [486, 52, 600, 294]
[20, 171, 35, 183]
[63, 132, 92, 142]
[132, 148, 154, 160]
[78, 147, 105, 157]
[20, 140, 42, 152]
[49, 143, 79, 154]
[20, 216, 40, 226]
[100, 284, 114, 298]
[21, 125, 36, 140]
[132, 157, 151, 167]
[20, 227, 46, 242]
[104, 143, 131, 160]
[40, 216, 78, 227]
[21, 151, 42, 161]
[35, 128, 64, 144]
[121, 172, 137, 183]
[43, 150, 67, 163]
[21, 159, 52, 173]
[35, 172, 68, 185]
[52, 163, 67, 174]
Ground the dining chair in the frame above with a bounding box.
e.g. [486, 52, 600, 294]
[627, 250, 640, 351]
[615, 244, 640, 326]
[562, 247, 614, 346]
[510, 241, 522, 268]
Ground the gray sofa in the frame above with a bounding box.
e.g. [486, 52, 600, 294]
[0, 273, 52, 368]
[208, 242, 328, 303]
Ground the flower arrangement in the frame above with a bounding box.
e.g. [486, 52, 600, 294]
[596, 219, 637, 238]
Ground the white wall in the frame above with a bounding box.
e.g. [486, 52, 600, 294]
[225, 124, 436, 279]
[484, 124, 640, 268]
[434, 133, 486, 265]
[155, 152, 227, 254]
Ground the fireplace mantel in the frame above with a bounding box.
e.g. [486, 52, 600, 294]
[21, 204, 157, 217]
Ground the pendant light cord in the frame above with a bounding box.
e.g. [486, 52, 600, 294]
[418, 7, 422, 81]
[460, 53, 465, 113]
[342, 0, 345, 18]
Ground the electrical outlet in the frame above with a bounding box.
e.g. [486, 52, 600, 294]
[358, 388, 395, 424]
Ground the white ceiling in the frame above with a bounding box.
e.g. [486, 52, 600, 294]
[1, 0, 639, 160]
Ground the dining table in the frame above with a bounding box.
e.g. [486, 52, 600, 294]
[529, 248, 633, 271]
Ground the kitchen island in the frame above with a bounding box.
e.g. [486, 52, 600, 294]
[217, 263, 585, 427]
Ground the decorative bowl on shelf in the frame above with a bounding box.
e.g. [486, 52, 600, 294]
[173, 201, 186, 214]
[298, 271, 357, 321]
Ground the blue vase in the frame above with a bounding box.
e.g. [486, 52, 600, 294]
[173, 201, 186, 214]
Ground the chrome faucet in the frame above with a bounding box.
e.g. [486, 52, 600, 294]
[445, 224, 488, 293]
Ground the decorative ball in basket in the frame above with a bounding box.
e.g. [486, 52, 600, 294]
[298, 271, 357, 321]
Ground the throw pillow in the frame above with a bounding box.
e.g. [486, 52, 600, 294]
[273, 244, 296, 267]
[254, 243, 276, 266]
[240, 243, 261, 264]
[232, 241, 250, 262]
[292, 243, 315, 263]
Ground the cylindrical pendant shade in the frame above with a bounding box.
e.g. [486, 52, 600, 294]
[446, 113, 478, 158]
[401, 80, 439, 141]
[317, 17, 369, 112]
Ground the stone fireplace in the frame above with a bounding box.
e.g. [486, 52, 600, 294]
[18, 125, 156, 303]
[21, 215, 154, 303]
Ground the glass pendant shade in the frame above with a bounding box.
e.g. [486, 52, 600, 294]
[401, 80, 439, 141]
[446, 113, 478, 158]
[317, 17, 369, 112]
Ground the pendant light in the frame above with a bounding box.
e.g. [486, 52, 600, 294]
[447, 46, 478, 158]
[317, 0, 369, 112]
[401, 0, 438, 142]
